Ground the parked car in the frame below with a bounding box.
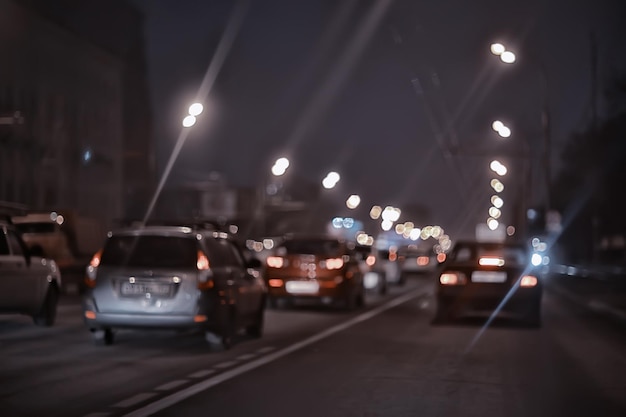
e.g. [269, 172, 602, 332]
[265, 235, 365, 310]
[0, 217, 61, 326]
[434, 240, 543, 326]
[82, 224, 267, 348]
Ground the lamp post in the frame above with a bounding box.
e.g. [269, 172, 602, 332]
[490, 43, 551, 213]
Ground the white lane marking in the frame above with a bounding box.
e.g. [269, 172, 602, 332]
[213, 360, 238, 369]
[123, 288, 423, 417]
[155, 380, 189, 391]
[236, 353, 257, 361]
[256, 346, 275, 354]
[114, 393, 157, 408]
[189, 369, 215, 378]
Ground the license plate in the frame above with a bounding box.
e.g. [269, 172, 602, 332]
[285, 280, 319, 294]
[121, 282, 172, 296]
[471, 271, 507, 283]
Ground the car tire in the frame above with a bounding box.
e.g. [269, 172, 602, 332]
[433, 301, 454, 324]
[246, 303, 265, 338]
[220, 307, 237, 350]
[93, 328, 114, 346]
[33, 285, 59, 327]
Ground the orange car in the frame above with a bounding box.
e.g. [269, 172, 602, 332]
[265, 235, 365, 310]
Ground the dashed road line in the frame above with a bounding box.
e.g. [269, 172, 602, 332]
[155, 380, 189, 391]
[123, 288, 424, 417]
[189, 369, 216, 378]
[236, 353, 257, 361]
[213, 360, 239, 369]
[114, 393, 157, 408]
[256, 346, 275, 354]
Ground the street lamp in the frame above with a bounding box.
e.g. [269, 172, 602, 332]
[346, 194, 361, 209]
[322, 172, 340, 189]
[490, 160, 507, 176]
[271, 157, 290, 176]
[182, 115, 196, 128]
[490, 42, 552, 212]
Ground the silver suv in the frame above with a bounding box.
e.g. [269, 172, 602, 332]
[82, 224, 267, 348]
[0, 217, 62, 326]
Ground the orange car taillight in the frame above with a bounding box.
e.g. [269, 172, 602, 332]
[417, 256, 429, 266]
[520, 275, 538, 287]
[197, 250, 214, 289]
[267, 256, 286, 268]
[439, 272, 467, 285]
[84, 249, 102, 288]
[322, 258, 344, 270]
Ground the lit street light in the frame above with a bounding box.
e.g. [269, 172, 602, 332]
[322, 171, 340, 189]
[182, 115, 196, 127]
[346, 194, 361, 209]
[188, 102, 204, 116]
[490, 160, 507, 176]
[501, 50, 516, 64]
[271, 157, 290, 176]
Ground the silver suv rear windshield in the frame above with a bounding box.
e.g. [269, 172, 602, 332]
[100, 235, 198, 268]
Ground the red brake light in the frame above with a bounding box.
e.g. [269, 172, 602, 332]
[439, 272, 466, 285]
[267, 256, 285, 268]
[90, 250, 102, 268]
[366, 255, 376, 267]
[197, 250, 210, 270]
[417, 256, 429, 266]
[520, 275, 538, 287]
[323, 258, 344, 270]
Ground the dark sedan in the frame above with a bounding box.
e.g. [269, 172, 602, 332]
[434, 240, 542, 326]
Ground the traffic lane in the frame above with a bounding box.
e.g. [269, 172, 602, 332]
[151, 286, 625, 417]
[0, 278, 429, 417]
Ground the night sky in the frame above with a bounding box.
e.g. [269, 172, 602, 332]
[132, 0, 626, 238]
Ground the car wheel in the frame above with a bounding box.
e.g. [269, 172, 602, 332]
[33, 285, 59, 327]
[433, 301, 454, 324]
[246, 303, 265, 338]
[220, 307, 237, 349]
[379, 279, 388, 295]
[93, 328, 114, 346]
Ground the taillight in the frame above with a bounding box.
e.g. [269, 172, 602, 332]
[437, 253, 447, 263]
[322, 258, 344, 270]
[439, 272, 467, 285]
[520, 275, 538, 287]
[417, 256, 429, 266]
[197, 250, 214, 289]
[84, 250, 102, 288]
[479, 257, 505, 266]
[267, 256, 285, 268]
[197, 250, 210, 270]
[366, 255, 376, 267]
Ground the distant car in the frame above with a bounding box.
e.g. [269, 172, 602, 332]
[0, 218, 61, 326]
[398, 244, 440, 275]
[265, 235, 365, 310]
[434, 240, 543, 326]
[82, 225, 267, 348]
[354, 244, 387, 295]
[378, 247, 404, 286]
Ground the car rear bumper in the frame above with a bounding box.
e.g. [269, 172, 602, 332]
[437, 285, 542, 312]
[266, 279, 356, 300]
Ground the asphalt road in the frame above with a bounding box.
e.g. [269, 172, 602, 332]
[0, 274, 624, 417]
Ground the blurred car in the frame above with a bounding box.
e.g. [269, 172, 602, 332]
[398, 244, 441, 275]
[378, 247, 404, 286]
[82, 224, 267, 348]
[354, 244, 387, 295]
[265, 235, 365, 309]
[0, 217, 61, 326]
[434, 240, 543, 326]
[11, 212, 77, 268]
